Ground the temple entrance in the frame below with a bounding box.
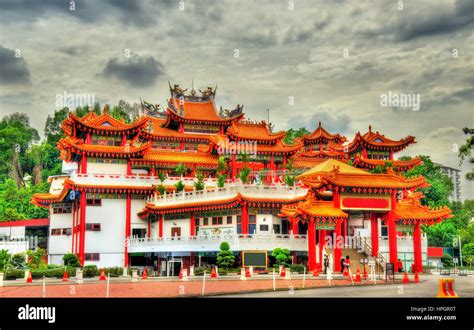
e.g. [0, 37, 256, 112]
[167, 258, 182, 277]
[171, 227, 181, 238]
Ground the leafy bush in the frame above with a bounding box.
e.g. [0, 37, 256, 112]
[290, 264, 305, 273]
[3, 268, 24, 280]
[103, 267, 123, 277]
[26, 248, 46, 269]
[0, 249, 10, 271]
[11, 253, 25, 269]
[174, 180, 185, 193]
[30, 267, 75, 279]
[194, 172, 205, 191]
[83, 265, 99, 277]
[441, 253, 455, 267]
[194, 266, 211, 276]
[63, 253, 80, 267]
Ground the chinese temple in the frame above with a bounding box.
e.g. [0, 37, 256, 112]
[32, 83, 451, 275]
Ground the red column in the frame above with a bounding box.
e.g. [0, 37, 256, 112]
[413, 222, 422, 273]
[190, 213, 196, 236]
[389, 150, 393, 160]
[319, 142, 323, 152]
[75, 205, 79, 253]
[179, 122, 184, 133]
[241, 203, 249, 235]
[342, 220, 347, 247]
[158, 213, 163, 238]
[307, 220, 316, 271]
[220, 125, 224, 134]
[81, 155, 87, 174]
[282, 156, 287, 168]
[127, 160, 132, 175]
[334, 220, 342, 272]
[151, 167, 156, 176]
[362, 147, 368, 158]
[124, 193, 131, 267]
[371, 213, 379, 257]
[387, 193, 398, 265]
[121, 133, 126, 146]
[78, 192, 86, 266]
[71, 203, 76, 253]
[86, 132, 91, 144]
[180, 139, 184, 151]
[147, 220, 151, 238]
[231, 154, 236, 180]
[318, 229, 326, 269]
[291, 220, 299, 235]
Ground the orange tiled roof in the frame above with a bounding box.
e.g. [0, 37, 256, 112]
[256, 139, 303, 155]
[142, 117, 214, 141]
[62, 110, 148, 136]
[32, 189, 69, 208]
[394, 192, 452, 224]
[353, 155, 422, 171]
[57, 137, 151, 161]
[302, 122, 347, 144]
[344, 125, 416, 153]
[298, 159, 427, 191]
[132, 149, 219, 166]
[166, 98, 243, 124]
[227, 121, 286, 142]
[140, 192, 304, 215]
[298, 149, 348, 159]
[280, 191, 348, 221]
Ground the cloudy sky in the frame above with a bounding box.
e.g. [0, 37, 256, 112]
[0, 0, 472, 198]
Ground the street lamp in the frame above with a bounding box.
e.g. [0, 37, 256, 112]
[451, 234, 463, 267]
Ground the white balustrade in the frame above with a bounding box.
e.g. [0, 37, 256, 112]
[128, 234, 308, 253]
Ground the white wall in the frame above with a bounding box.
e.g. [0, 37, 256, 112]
[87, 162, 127, 175]
[0, 226, 25, 238]
[49, 211, 73, 256]
[164, 218, 190, 238]
[255, 214, 280, 234]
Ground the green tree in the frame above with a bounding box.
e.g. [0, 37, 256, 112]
[63, 253, 80, 267]
[271, 247, 291, 267]
[174, 180, 185, 193]
[283, 127, 310, 145]
[44, 107, 69, 145]
[458, 127, 473, 180]
[0, 249, 10, 271]
[441, 253, 454, 268]
[217, 156, 227, 188]
[237, 153, 250, 184]
[216, 242, 235, 269]
[194, 172, 205, 191]
[175, 163, 188, 178]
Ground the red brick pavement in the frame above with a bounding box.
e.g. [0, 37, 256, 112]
[0, 278, 388, 298]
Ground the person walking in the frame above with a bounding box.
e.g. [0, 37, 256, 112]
[344, 255, 351, 273]
[340, 257, 345, 273]
[323, 254, 330, 274]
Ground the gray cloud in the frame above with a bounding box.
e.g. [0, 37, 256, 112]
[287, 108, 354, 136]
[395, 0, 474, 41]
[0, 45, 31, 85]
[101, 54, 165, 87]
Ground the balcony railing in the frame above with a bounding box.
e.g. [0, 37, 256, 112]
[148, 184, 308, 206]
[127, 233, 308, 253]
[70, 173, 222, 187]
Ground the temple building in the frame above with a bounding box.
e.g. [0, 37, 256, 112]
[32, 84, 452, 275]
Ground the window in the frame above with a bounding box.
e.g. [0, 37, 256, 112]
[212, 217, 218, 225]
[237, 215, 242, 224]
[227, 216, 232, 224]
[273, 224, 281, 234]
[132, 228, 146, 238]
[51, 229, 61, 236]
[212, 217, 223, 225]
[53, 203, 72, 214]
[86, 199, 101, 206]
[249, 215, 256, 224]
[86, 223, 101, 231]
[260, 224, 269, 231]
[203, 218, 208, 226]
[195, 218, 200, 226]
[62, 228, 72, 235]
[85, 253, 100, 261]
